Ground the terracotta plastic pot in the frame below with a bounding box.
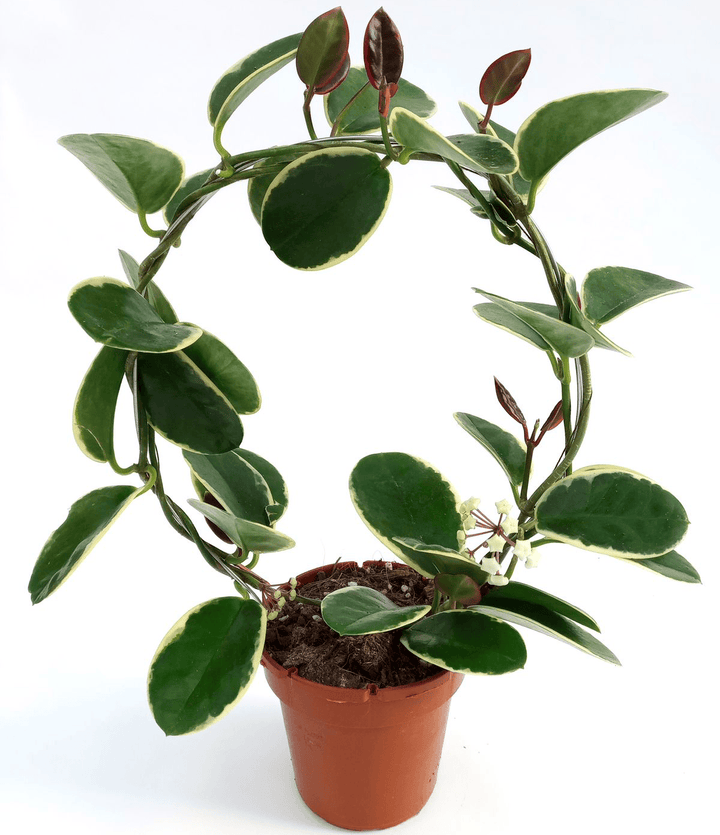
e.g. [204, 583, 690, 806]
[261, 561, 463, 831]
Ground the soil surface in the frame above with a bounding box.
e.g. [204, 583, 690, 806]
[264, 562, 442, 688]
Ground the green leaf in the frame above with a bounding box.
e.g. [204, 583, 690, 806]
[137, 352, 244, 454]
[148, 597, 266, 735]
[473, 289, 594, 357]
[389, 107, 518, 175]
[433, 185, 486, 209]
[119, 249, 178, 325]
[435, 573, 482, 606]
[564, 275, 630, 356]
[350, 452, 465, 578]
[58, 133, 184, 215]
[472, 597, 619, 665]
[233, 449, 289, 523]
[188, 500, 295, 554]
[629, 550, 701, 583]
[68, 278, 201, 352]
[72, 345, 128, 463]
[247, 156, 298, 225]
[515, 89, 667, 200]
[401, 610, 527, 675]
[321, 586, 430, 636]
[454, 413, 527, 487]
[473, 302, 552, 351]
[183, 449, 274, 525]
[29, 485, 142, 604]
[261, 147, 392, 270]
[296, 7, 349, 93]
[481, 581, 600, 631]
[325, 66, 437, 134]
[581, 266, 691, 325]
[535, 465, 689, 558]
[181, 329, 261, 415]
[209, 35, 302, 153]
[163, 168, 214, 225]
[392, 538, 490, 585]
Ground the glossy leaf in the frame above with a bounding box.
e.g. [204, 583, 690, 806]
[209, 34, 302, 148]
[326, 67, 436, 134]
[581, 266, 691, 325]
[433, 185, 485, 208]
[481, 581, 600, 631]
[390, 107, 518, 174]
[472, 597, 619, 664]
[401, 610, 527, 675]
[454, 413, 527, 486]
[137, 352, 244, 454]
[564, 275, 630, 356]
[494, 377, 526, 427]
[535, 465, 689, 558]
[515, 89, 667, 198]
[68, 278, 201, 353]
[321, 586, 429, 636]
[350, 452, 464, 578]
[29, 485, 142, 604]
[183, 449, 274, 525]
[629, 551, 701, 584]
[480, 49, 531, 106]
[435, 573, 482, 606]
[73, 345, 128, 463]
[474, 302, 552, 350]
[364, 8, 403, 117]
[314, 53, 350, 95]
[119, 250, 178, 325]
[181, 329, 260, 415]
[163, 168, 214, 224]
[58, 133, 184, 215]
[148, 597, 266, 735]
[247, 156, 299, 224]
[296, 7, 349, 93]
[392, 538, 490, 585]
[188, 500, 295, 554]
[261, 148, 392, 270]
[474, 289, 594, 357]
[233, 449, 289, 523]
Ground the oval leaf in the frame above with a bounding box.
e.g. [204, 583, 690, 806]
[515, 89, 667, 196]
[137, 352, 244, 454]
[29, 485, 142, 604]
[472, 597, 619, 664]
[401, 610, 527, 675]
[247, 156, 299, 224]
[392, 538, 490, 585]
[364, 8, 403, 89]
[68, 278, 201, 353]
[163, 168, 215, 225]
[148, 597, 266, 735]
[58, 133, 184, 215]
[119, 249, 178, 325]
[188, 500, 295, 554]
[389, 107, 518, 175]
[321, 586, 430, 636]
[482, 581, 600, 631]
[296, 7, 349, 92]
[627, 550, 701, 584]
[435, 574, 481, 606]
[182, 329, 261, 415]
[261, 147, 392, 270]
[454, 413, 527, 487]
[480, 49, 531, 106]
[535, 465, 689, 558]
[73, 345, 128, 463]
[326, 67, 436, 135]
[183, 449, 274, 525]
[350, 452, 464, 578]
[581, 266, 691, 325]
[233, 449, 289, 523]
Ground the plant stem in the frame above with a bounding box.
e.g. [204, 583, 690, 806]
[303, 89, 318, 140]
[379, 114, 398, 160]
[520, 441, 535, 504]
[560, 355, 573, 463]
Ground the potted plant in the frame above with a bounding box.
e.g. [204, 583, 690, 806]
[27, 6, 699, 830]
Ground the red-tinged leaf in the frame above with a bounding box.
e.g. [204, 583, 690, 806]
[364, 7, 403, 116]
[296, 7, 350, 94]
[494, 377, 526, 427]
[538, 400, 564, 441]
[315, 53, 350, 95]
[436, 573, 482, 606]
[480, 49, 531, 106]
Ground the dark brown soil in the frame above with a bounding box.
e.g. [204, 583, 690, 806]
[264, 562, 442, 688]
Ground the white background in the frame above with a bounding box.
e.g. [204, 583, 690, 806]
[1, 0, 717, 832]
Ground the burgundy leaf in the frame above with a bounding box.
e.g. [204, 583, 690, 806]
[537, 400, 564, 441]
[494, 377, 527, 427]
[480, 49, 531, 106]
[296, 7, 350, 94]
[314, 52, 350, 95]
[364, 7, 403, 116]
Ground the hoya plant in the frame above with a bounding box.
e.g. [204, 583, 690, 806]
[29, 7, 697, 736]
